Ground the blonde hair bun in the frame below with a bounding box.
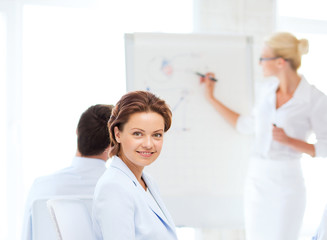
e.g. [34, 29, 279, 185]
[298, 38, 309, 55]
[265, 32, 308, 70]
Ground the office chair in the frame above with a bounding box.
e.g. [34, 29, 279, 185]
[31, 199, 58, 240]
[47, 196, 94, 240]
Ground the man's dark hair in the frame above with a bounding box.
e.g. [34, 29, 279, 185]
[77, 104, 113, 156]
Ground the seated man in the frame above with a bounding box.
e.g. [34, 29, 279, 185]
[21, 104, 113, 240]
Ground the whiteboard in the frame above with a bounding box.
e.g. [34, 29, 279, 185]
[125, 33, 254, 228]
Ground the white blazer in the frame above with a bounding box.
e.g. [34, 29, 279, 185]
[92, 156, 177, 240]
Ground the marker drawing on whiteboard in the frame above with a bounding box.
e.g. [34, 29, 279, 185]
[195, 72, 218, 82]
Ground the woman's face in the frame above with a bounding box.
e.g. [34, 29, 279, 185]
[114, 111, 165, 172]
[259, 45, 279, 77]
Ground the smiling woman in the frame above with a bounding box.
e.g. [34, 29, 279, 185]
[114, 111, 165, 183]
[92, 91, 177, 240]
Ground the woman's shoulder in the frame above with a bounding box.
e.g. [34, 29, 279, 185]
[95, 168, 136, 199]
[295, 77, 327, 114]
[93, 167, 136, 214]
[100, 165, 135, 185]
[309, 84, 327, 99]
[310, 87, 327, 112]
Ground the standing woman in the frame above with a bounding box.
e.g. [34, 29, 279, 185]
[201, 32, 327, 240]
[92, 91, 178, 240]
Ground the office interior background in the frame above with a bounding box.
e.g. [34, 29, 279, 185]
[1, 0, 327, 239]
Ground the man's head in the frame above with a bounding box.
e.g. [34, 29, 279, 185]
[77, 104, 113, 158]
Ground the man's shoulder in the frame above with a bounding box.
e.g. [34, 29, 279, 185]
[26, 165, 102, 207]
[28, 170, 71, 198]
[32, 166, 74, 186]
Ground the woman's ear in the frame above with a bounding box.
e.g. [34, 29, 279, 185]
[114, 126, 121, 143]
[276, 58, 287, 68]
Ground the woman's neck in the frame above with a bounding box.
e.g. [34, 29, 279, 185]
[277, 70, 301, 95]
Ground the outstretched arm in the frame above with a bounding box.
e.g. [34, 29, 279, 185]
[201, 72, 240, 128]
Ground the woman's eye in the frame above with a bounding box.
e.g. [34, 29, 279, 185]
[133, 132, 142, 136]
[153, 133, 162, 138]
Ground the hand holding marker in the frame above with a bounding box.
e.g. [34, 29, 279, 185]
[196, 72, 218, 82]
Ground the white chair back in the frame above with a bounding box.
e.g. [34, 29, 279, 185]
[31, 199, 58, 240]
[47, 196, 94, 240]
